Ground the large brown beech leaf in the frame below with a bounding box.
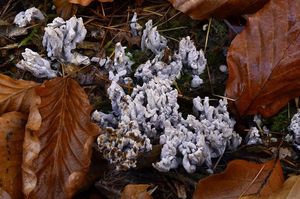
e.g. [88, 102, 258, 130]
[226, 0, 300, 117]
[168, 0, 269, 20]
[23, 77, 100, 199]
[193, 159, 284, 199]
[0, 112, 27, 199]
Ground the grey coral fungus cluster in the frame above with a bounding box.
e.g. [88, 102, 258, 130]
[94, 80, 155, 169]
[43, 16, 90, 65]
[95, 78, 180, 169]
[154, 97, 241, 173]
[289, 112, 300, 149]
[135, 33, 207, 88]
[177, 36, 207, 88]
[134, 57, 182, 83]
[245, 127, 262, 145]
[16, 48, 57, 78]
[14, 7, 45, 27]
[91, 42, 133, 83]
[92, 16, 239, 173]
[14, 9, 241, 173]
[130, 12, 143, 36]
[141, 20, 167, 55]
[94, 77, 241, 173]
[15, 10, 89, 78]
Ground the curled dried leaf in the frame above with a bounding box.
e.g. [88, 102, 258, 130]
[23, 77, 100, 199]
[168, 0, 269, 20]
[193, 159, 284, 199]
[226, 0, 300, 117]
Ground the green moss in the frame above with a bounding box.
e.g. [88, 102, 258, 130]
[130, 49, 152, 71]
[92, 95, 112, 113]
[206, 49, 225, 67]
[176, 73, 193, 94]
[264, 108, 290, 132]
[210, 19, 228, 46]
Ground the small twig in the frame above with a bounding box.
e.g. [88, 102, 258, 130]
[0, 0, 15, 18]
[83, 18, 95, 25]
[142, 9, 163, 16]
[96, 25, 130, 32]
[0, 43, 18, 50]
[158, 26, 188, 33]
[153, 6, 171, 27]
[100, 2, 105, 17]
[204, 18, 214, 94]
[89, 9, 107, 20]
[148, 186, 158, 195]
[65, 64, 90, 78]
[296, 97, 299, 112]
[212, 94, 236, 102]
[163, 35, 179, 42]
[213, 151, 224, 172]
[173, 81, 182, 95]
[204, 19, 212, 53]
[99, 18, 113, 53]
[157, 11, 181, 27]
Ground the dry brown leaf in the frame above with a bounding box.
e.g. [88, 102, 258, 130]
[268, 175, 300, 199]
[168, 0, 269, 20]
[225, 0, 300, 117]
[0, 112, 27, 199]
[0, 74, 39, 115]
[193, 159, 284, 199]
[0, 74, 41, 197]
[54, 0, 78, 19]
[68, 0, 113, 6]
[22, 77, 100, 199]
[121, 184, 153, 199]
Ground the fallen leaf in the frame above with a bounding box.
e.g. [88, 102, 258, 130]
[0, 112, 27, 199]
[23, 77, 100, 199]
[121, 184, 153, 199]
[193, 159, 284, 199]
[0, 74, 39, 115]
[268, 175, 300, 199]
[68, 0, 113, 7]
[54, 0, 78, 19]
[168, 0, 269, 20]
[226, 0, 300, 117]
